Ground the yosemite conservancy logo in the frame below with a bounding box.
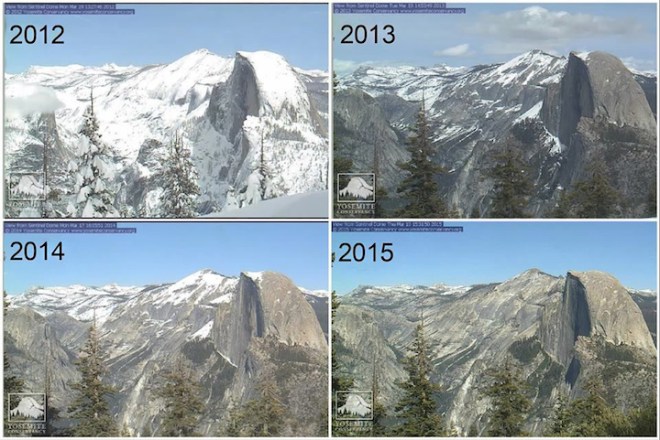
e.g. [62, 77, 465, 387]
[8, 172, 46, 201]
[8, 393, 46, 422]
[337, 173, 375, 202]
[335, 391, 373, 421]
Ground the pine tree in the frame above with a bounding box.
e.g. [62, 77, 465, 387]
[393, 317, 444, 436]
[487, 147, 532, 218]
[160, 132, 200, 217]
[371, 355, 387, 436]
[155, 359, 203, 436]
[237, 378, 287, 436]
[468, 423, 479, 437]
[396, 101, 447, 218]
[565, 378, 630, 436]
[258, 131, 274, 200]
[331, 292, 355, 436]
[223, 400, 243, 436]
[546, 391, 571, 435]
[44, 323, 63, 436]
[569, 158, 619, 218]
[482, 361, 530, 436]
[627, 396, 657, 436]
[72, 89, 119, 217]
[69, 318, 118, 436]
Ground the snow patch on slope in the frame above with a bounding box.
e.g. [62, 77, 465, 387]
[192, 320, 214, 339]
[210, 190, 328, 218]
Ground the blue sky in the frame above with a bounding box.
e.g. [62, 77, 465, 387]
[333, 221, 657, 294]
[4, 222, 328, 295]
[4, 3, 328, 73]
[334, 3, 657, 74]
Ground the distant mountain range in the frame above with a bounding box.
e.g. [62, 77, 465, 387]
[335, 50, 657, 217]
[334, 269, 657, 435]
[5, 270, 328, 435]
[5, 49, 329, 217]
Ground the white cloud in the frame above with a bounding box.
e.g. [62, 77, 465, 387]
[474, 6, 645, 55]
[621, 57, 657, 75]
[5, 83, 64, 118]
[434, 43, 473, 57]
[333, 59, 362, 76]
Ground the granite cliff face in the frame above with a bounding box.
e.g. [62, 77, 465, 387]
[335, 270, 657, 435]
[556, 52, 656, 134]
[335, 50, 657, 217]
[4, 270, 328, 436]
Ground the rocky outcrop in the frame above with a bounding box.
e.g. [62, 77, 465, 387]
[215, 272, 326, 365]
[567, 271, 656, 353]
[545, 51, 656, 144]
[580, 52, 655, 131]
[335, 269, 657, 435]
[207, 54, 260, 142]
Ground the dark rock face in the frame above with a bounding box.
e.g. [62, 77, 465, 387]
[4, 270, 328, 436]
[207, 54, 260, 143]
[551, 53, 595, 145]
[335, 270, 657, 435]
[335, 50, 657, 217]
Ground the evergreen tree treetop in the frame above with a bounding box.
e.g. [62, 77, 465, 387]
[481, 360, 530, 437]
[396, 99, 447, 218]
[69, 318, 118, 436]
[155, 358, 203, 436]
[393, 313, 444, 436]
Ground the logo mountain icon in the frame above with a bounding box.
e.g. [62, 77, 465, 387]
[337, 392, 372, 418]
[338, 174, 375, 201]
[9, 394, 45, 421]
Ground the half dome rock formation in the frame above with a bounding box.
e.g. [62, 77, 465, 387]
[546, 51, 656, 145]
[334, 269, 657, 435]
[566, 270, 655, 353]
[575, 52, 655, 131]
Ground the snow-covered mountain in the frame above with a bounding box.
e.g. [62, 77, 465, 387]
[335, 269, 657, 435]
[5, 49, 329, 217]
[5, 269, 328, 435]
[335, 50, 657, 217]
